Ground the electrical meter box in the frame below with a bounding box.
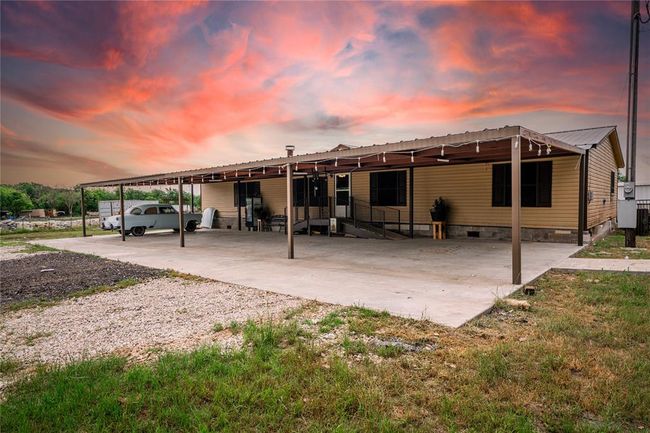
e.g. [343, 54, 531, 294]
[617, 199, 637, 229]
[623, 182, 635, 199]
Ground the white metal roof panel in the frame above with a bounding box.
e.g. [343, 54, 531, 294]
[544, 126, 615, 149]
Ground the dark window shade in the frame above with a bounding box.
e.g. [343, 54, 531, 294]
[370, 171, 406, 206]
[492, 161, 552, 208]
[610, 172, 616, 194]
[233, 182, 261, 207]
[293, 177, 328, 207]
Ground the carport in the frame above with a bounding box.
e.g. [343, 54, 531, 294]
[39, 230, 581, 327]
[79, 126, 586, 285]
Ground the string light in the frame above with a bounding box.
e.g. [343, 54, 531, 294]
[546, 145, 551, 155]
[410, 151, 414, 163]
[476, 140, 480, 153]
[357, 157, 361, 168]
[529, 141, 533, 152]
[441, 145, 445, 157]
[224, 173, 227, 180]
[382, 152, 386, 163]
[263, 166, 266, 174]
[278, 166, 282, 174]
[295, 163, 299, 170]
[314, 161, 318, 171]
[537, 145, 542, 157]
[235, 170, 238, 177]
[248, 169, 251, 178]
[211, 174, 215, 181]
[335, 157, 338, 167]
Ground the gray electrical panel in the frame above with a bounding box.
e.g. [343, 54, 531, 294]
[617, 199, 637, 229]
[623, 182, 635, 199]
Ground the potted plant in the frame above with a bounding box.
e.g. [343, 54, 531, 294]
[430, 197, 449, 222]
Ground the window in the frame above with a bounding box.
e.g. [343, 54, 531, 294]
[293, 177, 328, 207]
[130, 207, 142, 215]
[160, 206, 177, 214]
[610, 171, 616, 195]
[144, 206, 158, 215]
[370, 170, 406, 206]
[234, 181, 261, 206]
[492, 161, 552, 207]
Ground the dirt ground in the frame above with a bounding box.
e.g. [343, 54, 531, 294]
[0, 251, 162, 306]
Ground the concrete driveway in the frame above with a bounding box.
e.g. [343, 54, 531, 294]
[39, 230, 580, 327]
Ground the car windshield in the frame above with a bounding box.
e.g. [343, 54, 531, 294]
[130, 207, 142, 215]
[159, 206, 177, 214]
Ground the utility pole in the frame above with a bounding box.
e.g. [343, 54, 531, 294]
[624, 0, 642, 247]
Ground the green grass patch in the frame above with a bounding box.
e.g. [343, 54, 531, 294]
[341, 337, 368, 355]
[1, 322, 401, 432]
[212, 322, 225, 333]
[0, 358, 21, 376]
[318, 311, 345, 333]
[575, 233, 650, 259]
[0, 226, 108, 241]
[374, 344, 405, 359]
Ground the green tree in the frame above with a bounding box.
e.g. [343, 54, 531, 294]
[0, 185, 34, 216]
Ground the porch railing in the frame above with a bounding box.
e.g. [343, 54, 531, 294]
[351, 197, 402, 236]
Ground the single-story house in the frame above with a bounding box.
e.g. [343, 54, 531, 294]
[79, 125, 624, 284]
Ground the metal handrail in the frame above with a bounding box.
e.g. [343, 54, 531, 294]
[351, 197, 402, 234]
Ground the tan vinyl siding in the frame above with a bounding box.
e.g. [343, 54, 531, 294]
[587, 136, 618, 228]
[348, 157, 579, 229]
[204, 155, 580, 229]
[411, 156, 580, 229]
[202, 182, 237, 217]
[260, 177, 286, 216]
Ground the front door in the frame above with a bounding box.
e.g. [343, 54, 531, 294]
[335, 173, 350, 218]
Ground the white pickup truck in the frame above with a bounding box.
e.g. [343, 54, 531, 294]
[101, 204, 202, 236]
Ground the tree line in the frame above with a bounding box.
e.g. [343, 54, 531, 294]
[0, 183, 200, 217]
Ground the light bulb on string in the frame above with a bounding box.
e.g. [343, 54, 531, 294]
[529, 141, 533, 152]
[382, 152, 386, 163]
[410, 151, 414, 163]
[335, 158, 338, 167]
[537, 145, 542, 157]
[546, 145, 551, 155]
[357, 157, 361, 168]
[441, 145, 445, 157]
[476, 140, 480, 153]
[263, 166, 266, 175]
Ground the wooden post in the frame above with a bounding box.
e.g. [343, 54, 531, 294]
[237, 179, 242, 231]
[119, 184, 126, 242]
[286, 146, 295, 259]
[80, 187, 87, 237]
[409, 166, 414, 238]
[578, 154, 586, 246]
[190, 183, 195, 213]
[511, 136, 521, 284]
[178, 177, 185, 248]
[306, 177, 311, 236]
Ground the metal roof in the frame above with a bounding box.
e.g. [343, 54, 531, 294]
[544, 126, 624, 168]
[80, 125, 583, 187]
[545, 126, 616, 149]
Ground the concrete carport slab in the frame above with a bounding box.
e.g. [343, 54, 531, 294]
[38, 231, 581, 327]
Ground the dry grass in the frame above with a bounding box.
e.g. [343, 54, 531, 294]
[2, 270, 648, 432]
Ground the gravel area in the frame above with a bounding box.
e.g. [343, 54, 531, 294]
[0, 277, 305, 369]
[0, 245, 51, 262]
[0, 251, 162, 306]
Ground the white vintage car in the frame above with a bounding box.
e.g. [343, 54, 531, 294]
[101, 204, 202, 236]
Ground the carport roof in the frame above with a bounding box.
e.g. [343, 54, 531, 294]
[80, 125, 585, 187]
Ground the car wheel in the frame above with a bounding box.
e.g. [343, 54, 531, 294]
[185, 220, 197, 232]
[132, 226, 146, 237]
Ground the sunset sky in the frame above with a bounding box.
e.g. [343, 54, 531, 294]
[1, 1, 648, 187]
